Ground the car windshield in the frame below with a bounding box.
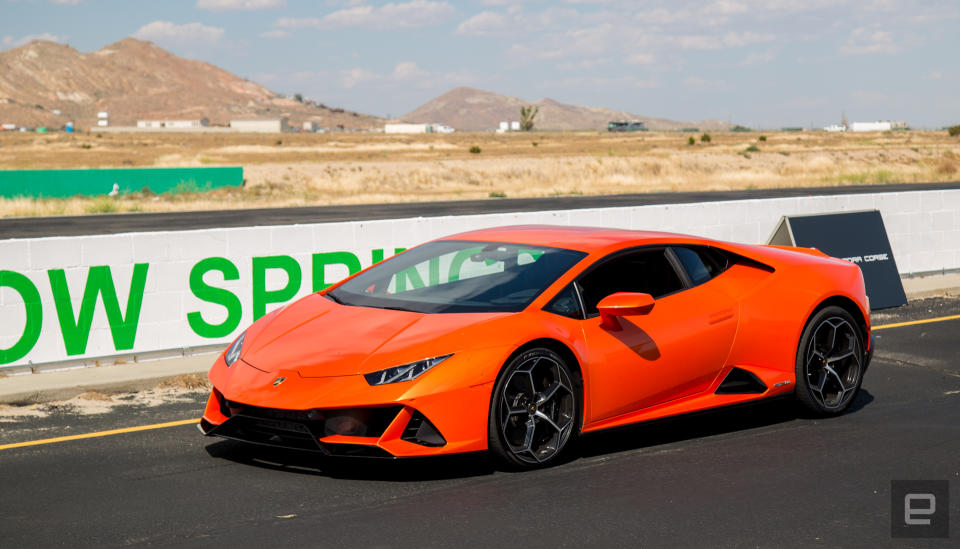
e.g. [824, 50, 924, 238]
[327, 240, 587, 313]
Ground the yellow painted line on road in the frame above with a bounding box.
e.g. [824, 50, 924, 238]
[873, 314, 960, 331]
[0, 418, 199, 451]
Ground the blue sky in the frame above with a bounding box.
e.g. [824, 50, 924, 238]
[2, 0, 958, 128]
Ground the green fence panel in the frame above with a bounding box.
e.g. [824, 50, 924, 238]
[0, 167, 243, 199]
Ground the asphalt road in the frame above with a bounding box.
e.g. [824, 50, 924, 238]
[3, 181, 959, 239]
[1, 297, 958, 548]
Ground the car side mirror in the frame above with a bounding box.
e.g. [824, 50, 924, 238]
[597, 292, 655, 331]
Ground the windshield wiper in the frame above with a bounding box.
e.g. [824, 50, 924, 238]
[324, 291, 344, 305]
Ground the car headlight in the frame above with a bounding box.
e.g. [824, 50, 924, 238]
[364, 354, 453, 386]
[224, 331, 245, 367]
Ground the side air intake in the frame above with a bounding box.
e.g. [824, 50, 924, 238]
[715, 367, 768, 395]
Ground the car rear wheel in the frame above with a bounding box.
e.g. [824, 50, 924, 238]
[488, 348, 581, 469]
[795, 306, 865, 416]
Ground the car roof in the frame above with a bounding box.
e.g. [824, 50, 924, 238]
[439, 224, 707, 252]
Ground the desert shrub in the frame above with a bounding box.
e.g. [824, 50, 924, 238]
[948, 125, 960, 137]
[745, 145, 760, 152]
[700, 133, 711, 143]
[489, 191, 506, 198]
[758, 135, 767, 142]
[469, 146, 482, 154]
[687, 136, 696, 146]
[85, 197, 118, 214]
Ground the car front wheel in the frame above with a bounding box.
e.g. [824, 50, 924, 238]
[488, 348, 581, 469]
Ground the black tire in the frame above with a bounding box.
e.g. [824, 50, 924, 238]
[795, 306, 866, 416]
[487, 348, 582, 470]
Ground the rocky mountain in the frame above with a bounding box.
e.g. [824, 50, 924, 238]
[401, 87, 731, 132]
[0, 39, 382, 129]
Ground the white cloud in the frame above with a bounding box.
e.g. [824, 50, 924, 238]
[737, 50, 776, 66]
[556, 58, 611, 70]
[685, 76, 731, 91]
[393, 61, 428, 80]
[456, 11, 508, 35]
[259, 29, 291, 39]
[338, 68, 381, 89]
[840, 27, 898, 55]
[2, 33, 68, 47]
[197, 0, 285, 11]
[625, 53, 655, 65]
[334, 62, 478, 90]
[133, 21, 225, 47]
[721, 31, 776, 47]
[277, 1, 454, 30]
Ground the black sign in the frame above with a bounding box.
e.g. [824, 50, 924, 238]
[767, 210, 907, 310]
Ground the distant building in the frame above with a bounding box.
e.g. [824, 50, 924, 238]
[433, 124, 455, 133]
[230, 118, 290, 133]
[385, 123, 433, 134]
[97, 112, 109, 119]
[499, 121, 509, 132]
[302, 121, 316, 132]
[0, 98, 14, 104]
[510, 121, 521, 131]
[97, 119, 109, 127]
[608, 120, 648, 132]
[137, 118, 209, 129]
[851, 121, 908, 132]
[824, 124, 847, 132]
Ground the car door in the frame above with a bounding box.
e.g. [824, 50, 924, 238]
[577, 246, 740, 424]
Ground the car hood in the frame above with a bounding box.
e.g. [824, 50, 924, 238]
[241, 293, 508, 377]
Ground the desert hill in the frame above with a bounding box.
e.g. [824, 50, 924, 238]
[401, 87, 731, 132]
[0, 39, 382, 129]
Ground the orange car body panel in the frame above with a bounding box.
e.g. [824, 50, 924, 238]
[202, 225, 870, 457]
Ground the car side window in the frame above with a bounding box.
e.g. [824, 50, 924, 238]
[544, 284, 583, 319]
[672, 246, 729, 286]
[578, 249, 685, 316]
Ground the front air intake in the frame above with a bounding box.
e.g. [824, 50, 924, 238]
[401, 411, 446, 447]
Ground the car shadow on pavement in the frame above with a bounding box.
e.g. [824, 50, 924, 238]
[203, 390, 874, 480]
[204, 439, 496, 481]
[576, 390, 874, 460]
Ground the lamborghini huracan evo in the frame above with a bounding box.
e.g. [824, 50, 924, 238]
[200, 225, 873, 469]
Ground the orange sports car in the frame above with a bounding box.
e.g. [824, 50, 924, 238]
[200, 225, 872, 469]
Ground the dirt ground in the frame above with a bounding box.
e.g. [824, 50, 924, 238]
[1, 130, 958, 217]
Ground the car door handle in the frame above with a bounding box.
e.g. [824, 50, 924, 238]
[708, 308, 735, 325]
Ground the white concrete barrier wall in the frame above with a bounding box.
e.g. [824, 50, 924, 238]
[1, 188, 959, 371]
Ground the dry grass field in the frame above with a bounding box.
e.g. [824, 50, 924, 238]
[1, 130, 958, 217]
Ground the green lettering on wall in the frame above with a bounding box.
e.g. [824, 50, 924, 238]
[187, 257, 242, 338]
[253, 256, 302, 320]
[0, 271, 43, 364]
[371, 249, 385, 265]
[311, 251, 361, 292]
[48, 264, 149, 356]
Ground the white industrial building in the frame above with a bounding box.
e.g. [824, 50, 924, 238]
[230, 118, 290, 133]
[850, 120, 908, 132]
[137, 118, 209, 129]
[385, 123, 433, 134]
[497, 121, 521, 133]
[824, 124, 847, 132]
